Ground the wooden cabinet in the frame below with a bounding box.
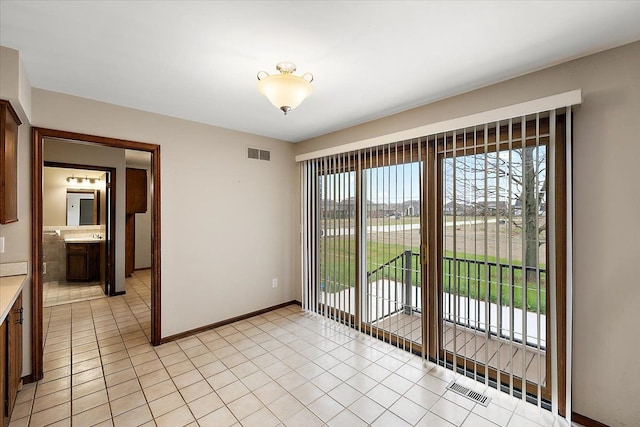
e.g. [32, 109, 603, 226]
[0, 100, 21, 224]
[125, 214, 135, 277]
[0, 320, 6, 427]
[125, 167, 147, 276]
[6, 293, 22, 423]
[66, 242, 100, 281]
[2, 292, 22, 426]
[126, 168, 147, 214]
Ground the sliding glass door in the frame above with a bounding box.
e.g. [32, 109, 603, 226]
[433, 114, 558, 405]
[301, 109, 568, 410]
[361, 142, 425, 353]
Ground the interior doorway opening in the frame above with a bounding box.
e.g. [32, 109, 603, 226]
[31, 128, 161, 382]
[42, 163, 116, 306]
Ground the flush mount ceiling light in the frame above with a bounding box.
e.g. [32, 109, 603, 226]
[257, 62, 313, 115]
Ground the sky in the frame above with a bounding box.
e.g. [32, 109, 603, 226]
[319, 145, 546, 207]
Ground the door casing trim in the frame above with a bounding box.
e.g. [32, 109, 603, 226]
[31, 127, 161, 382]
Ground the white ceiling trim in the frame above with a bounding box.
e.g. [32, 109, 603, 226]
[295, 90, 583, 162]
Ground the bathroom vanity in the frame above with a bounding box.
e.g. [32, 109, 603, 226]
[65, 238, 101, 281]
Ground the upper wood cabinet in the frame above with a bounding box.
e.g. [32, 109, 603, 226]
[0, 318, 6, 427]
[126, 168, 147, 214]
[0, 100, 21, 224]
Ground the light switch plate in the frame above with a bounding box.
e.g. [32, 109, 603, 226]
[0, 236, 4, 254]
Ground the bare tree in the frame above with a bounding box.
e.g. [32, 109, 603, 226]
[511, 147, 546, 281]
[443, 145, 547, 280]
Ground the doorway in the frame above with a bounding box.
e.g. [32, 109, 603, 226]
[42, 163, 116, 306]
[31, 128, 161, 382]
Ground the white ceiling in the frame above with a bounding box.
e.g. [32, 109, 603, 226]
[1, 1, 639, 143]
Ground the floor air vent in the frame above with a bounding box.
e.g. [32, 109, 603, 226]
[447, 381, 491, 407]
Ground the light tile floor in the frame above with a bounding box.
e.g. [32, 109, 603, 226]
[11, 271, 579, 426]
[43, 280, 106, 307]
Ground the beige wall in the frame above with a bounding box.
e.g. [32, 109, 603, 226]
[0, 46, 31, 122]
[31, 89, 299, 340]
[296, 41, 640, 427]
[43, 167, 71, 227]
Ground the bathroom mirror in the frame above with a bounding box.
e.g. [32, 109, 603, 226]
[67, 190, 100, 226]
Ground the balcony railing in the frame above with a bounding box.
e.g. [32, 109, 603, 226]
[367, 250, 421, 317]
[365, 251, 546, 346]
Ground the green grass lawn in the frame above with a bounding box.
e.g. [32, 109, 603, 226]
[319, 237, 547, 314]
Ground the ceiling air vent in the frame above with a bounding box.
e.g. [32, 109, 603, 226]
[248, 147, 271, 161]
[446, 381, 491, 407]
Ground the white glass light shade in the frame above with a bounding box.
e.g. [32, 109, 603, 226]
[66, 175, 101, 186]
[257, 73, 313, 114]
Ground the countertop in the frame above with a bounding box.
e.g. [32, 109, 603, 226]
[64, 237, 103, 244]
[0, 274, 26, 324]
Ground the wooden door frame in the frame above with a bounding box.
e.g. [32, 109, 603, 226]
[45, 161, 116, 295]
[31, 127, 161, 382]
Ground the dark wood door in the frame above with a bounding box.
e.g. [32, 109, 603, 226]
[7, 293, 22, 420]
[99, 178, 108, 294]
[125, 213, 135, 277]
[126, 168, 147, 214]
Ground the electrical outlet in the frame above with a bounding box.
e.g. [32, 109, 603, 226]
[272, 278, 278, 288]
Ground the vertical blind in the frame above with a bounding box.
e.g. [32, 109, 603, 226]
[300, 105, 574, 417]
[435, 112, 553, 408]
[301, 141, 425, 351]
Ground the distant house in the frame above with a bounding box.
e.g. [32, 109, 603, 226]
[475, 200, 509, 216]
[367, 201, 391, 218]
[320, 197, 398, 218]
[443, 201, 475, 215]
[338, 197, 356, 218]
[402, 200, 421, 216]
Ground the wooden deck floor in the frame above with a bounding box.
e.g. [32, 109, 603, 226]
[372, 311, 546, 386]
